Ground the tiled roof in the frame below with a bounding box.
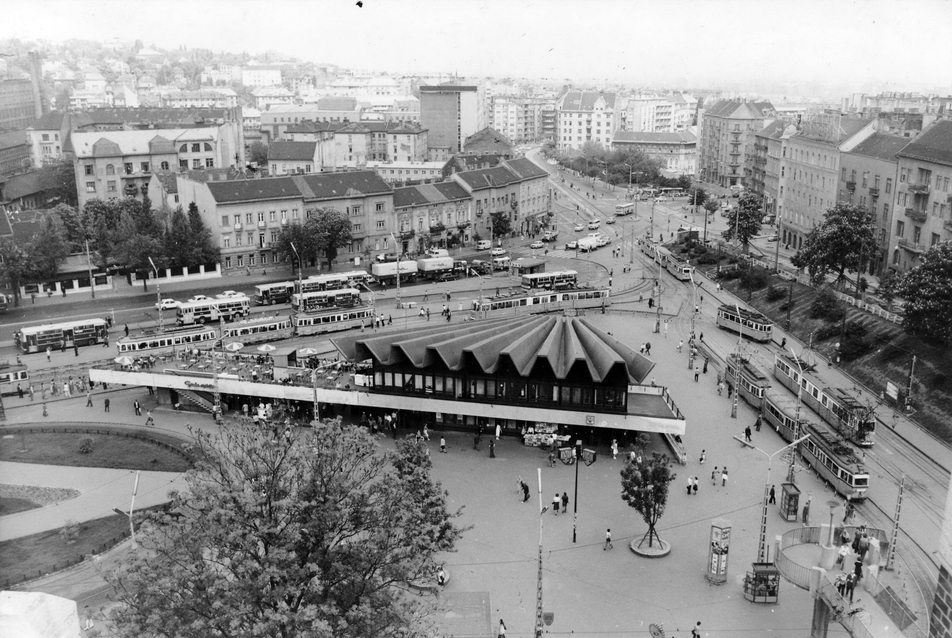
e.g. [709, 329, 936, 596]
[613, 131, 696, 144]
[28, 111, 67, 130]
[451, 154, 505, 172]
[897, 120, 952, 166]
[393, 182, 471, 209]
[419, 85, 478, 92]
[294, 170, 392, 201]
[0, 209, 12, 237]
[316, 96, 357, 111]
[704, 100, 774, 119]
[153, 171, 179, 194]
[504, 157, 549, 180]
[840, 118, 873, 140]
[206, 176, 302, 204]
[0, 130, 29, 151]
[0, 170, 47, 202]
[268, 141, 317, 161]
[285, 121, 343, 134]
[848, 133, 909, 162]
[72, 129, 217, 158]
[464, 127, 512, 148]
[755, 120, 788, 140]
[73, 107, 231, 127]
[559, 91, 617, 111]
[331, 315, 653, 384]
[453, 166, 520, 191]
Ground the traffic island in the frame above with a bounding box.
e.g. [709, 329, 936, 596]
[629, 538, 671, 558]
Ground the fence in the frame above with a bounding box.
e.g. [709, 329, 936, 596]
[864, 570, 928, 638]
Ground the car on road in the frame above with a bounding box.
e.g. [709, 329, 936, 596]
[216, 290, 241, 298]
[155, 298, 180, 311]
[564, 240, 578, 250]
[654, 196, 669, 203]
[587, 220, 601, 230]
[187, 295, 210, 303]
[491, 247, 508, 257]
[767, 235, 779, 242]
[530, 240, 544, 249]
[436, 272, 459, 282]
[574, 223, 585, 232]
[605, 216, 616, 224]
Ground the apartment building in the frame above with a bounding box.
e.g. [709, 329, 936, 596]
[778, 115, 875, 251]
[241, 66, 283, 88]
[268, 141, 321, 175]
[450, 157, 549, 238]
[556, 91, 621, 152]
[490, 95, 551, 143]
[419, 85, 480, 157]
[611, 131, 696, 175]
[392, 181, 473, 253]
[888, 120, 952, 273]
[260, 104, 363, 142]
[159, 89, 239, 109]
[697, 100, 775, 188]
[0, 78, 39, 131]
[25, 112, 71, 166]
[836, 133, 907, 275]
[751, 120, 797, 218]
[624, 96, 674, 133]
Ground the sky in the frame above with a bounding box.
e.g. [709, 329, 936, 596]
[3, 0, 951, 97]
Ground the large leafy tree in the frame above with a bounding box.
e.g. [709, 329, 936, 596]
[620, 452, 676, 549]
[490, 212, 512, 240]
[0, 216, 70, 307]
[82, 198, 125, 270]
[309, 209, 353, 271]
[721, 192, 765, 253]
[36, 158, 78, 207]
[275, 220, 321, 272]
[687, 185, 709, 210]
[106, 422, 463, 638]
[791, 203, 877, 288]
[0, 239, 33, 307]
[188, 202, 220, 265]
[112, 197, 166, 290]
[897, 242, 952, 345]
[249, 141, 269, 167]
[164, 206, 193, 267]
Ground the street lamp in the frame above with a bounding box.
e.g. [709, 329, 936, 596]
[148, 257, 163, 332]
[731, 302, 743, 418]
[652, 246, 663, 333]
[289, 242, 304, 335]
[786, 346, 805, 483]
[688, 270, 700, 370]
[732, 433, 811, 563]
[559, 440, 597, 543]
[357, 281, 376, 331]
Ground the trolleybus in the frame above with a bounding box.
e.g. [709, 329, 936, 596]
[615, 202, 635, 216]
[176, 296, 251, 326]
[254, 282, 294, 305]
[521, 270, 578, 291]
[15, 319, 109, 353]
[291, 288, 362, 313]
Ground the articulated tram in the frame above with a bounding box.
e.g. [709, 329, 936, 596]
[475, 288, 611, 314]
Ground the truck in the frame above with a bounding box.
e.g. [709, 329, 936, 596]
[416, 256, 454, 279]
[371, 260, 418, 286]
[577, 236, 599, 253]
[542, 230, 559, 242]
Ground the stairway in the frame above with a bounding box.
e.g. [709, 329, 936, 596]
[179, 389, 215, 414]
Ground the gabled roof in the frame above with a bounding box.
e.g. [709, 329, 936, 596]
[504, 157, 549, 180]
[285, 121, 344, 134]
[268, 141, 317, 161]
[847, 133, 909, 162]
[152, 171, 179, 194]
[897, 120, 952, 166]
[316, 96, 357, 111]
[755, 120, 789, 140]
[0, 130, 29, 151]
[704, 99, 774, 119]
[206, 176, 302, 204]
[28, 111, 68, 131]
[331, 315, 653, 384]
[393, 181, 471, 209]
[293, 170, 392, 201]
[453, 166, 520, 191]
[0, 170, 48, 202]
[559, 91, 617, 111]
[72, 128, 218, 158]
[464, 127, 512, 151]
[613, 131, 696, 144]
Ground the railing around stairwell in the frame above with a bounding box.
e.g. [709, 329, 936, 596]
[179, 389, 215, 413]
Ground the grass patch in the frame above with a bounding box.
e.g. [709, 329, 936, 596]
[0, 431, 192, 472]
[0, 513, 131, 587]
[0, 497, 41, 516]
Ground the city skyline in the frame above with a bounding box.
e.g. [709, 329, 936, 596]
[1, 0, 951, 97]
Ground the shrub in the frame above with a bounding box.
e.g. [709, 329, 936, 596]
[719, 269, 741, 280]
[696, 254, 718, 265]
[810, 288, 844, 322]
[60, 519, 79, 545]
[779, 300, 795, 312]
[79, 437, 94, 454]
[840, 321, 872, 360]
[740, 267, 770, 291]
[766, 285, 786, 302]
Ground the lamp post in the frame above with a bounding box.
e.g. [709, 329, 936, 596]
[289, 242, 304, 335]
[688, 270, 700, 370]
[358, 281, 376, 331]
[534, 467, 545, 638]
[731, 302, 742, 418]
[732, 434, 811, 563]
[390, 232, 402, 308]
[148, 257, 163, 332]
[560, 440, 597, 543]
[652, 246, 662, 333]
[786, 346, 805, 483]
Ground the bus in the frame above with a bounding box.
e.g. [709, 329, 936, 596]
[615, 203, 635, 216]
[291, 288, 362, 313]
[15, 319, 109, 353]
[660, 187, 686, 199]
[254, 281, 294, 305]
[338, 270, 376, 288]
[0, 362, 29, 395]
[715, 304, 773, 343]
[294, 305, 375, 336]
[117, 326, 220, 354]
[521, 270, 578, 291]
[295, 273, 351, 294]
[665, 254, 694, 281]
[176, 296, 251, 326]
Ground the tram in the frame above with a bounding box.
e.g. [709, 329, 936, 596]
[0, 362, 29, 395]
[293, 305, 375, 336]
[665, 254, 694, 281]
[715, 304, 773, 343]
[475, 288, 610, 314]
[117, 326, 219, 353]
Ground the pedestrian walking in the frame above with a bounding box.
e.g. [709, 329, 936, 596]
[845, 573, 856, 602]
[694, 364, 700, 382]
[699, 449, 706, 464]
[604, 528, 613, 550]
[440, 436, 446, 453]
[423, 424, 430, 441]
[712, 467, 718, 485]
[853, 558, 863, 584]
[124, 324, 129, 337]
[43, 403, 48, 417]
[692, 477, 698, 496]
[104, 398, 110, 412]
[745, 426, 752, 442]
[16, 384, 23, 399]
[473, 433, 480, 451]
[727, 383, 733, 399]
[548, 449, 557, 467]
[611, 439, 618, 459]
[645, 342, 651, 355]
[677, 340, 683, 353]
[721, 467, 728, 487]
[29, 385, 34, 401]
[498, 618, 507, 638]
[717, 381, 724, 395]
[495, 423, 501, 440]
[552, 493, 560, 515]
[561, 491, 569, 513]
[86, 391, 92, 407]
[703, 357, 709, 374]
[145, 411, 154, 427]
[687, 475, 693, 495]
[134, 400, 141, 416]
[46, 346, 51, 362]
[521, 479, 530, 502]
[691, 621, 702, 638]
[489, 439, 496, 458]
[769, 485, 776, 504]
[844, 501, 854, 523]
[664, 319, 668, 338]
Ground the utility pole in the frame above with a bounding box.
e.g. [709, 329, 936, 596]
[773, 203, 781, 273]
[85, 239, 96, 299]
[885, 474, 904, 571]
[906, 355, 916, 409]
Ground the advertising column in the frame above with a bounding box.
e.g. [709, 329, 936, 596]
[706, 518, 731, 584]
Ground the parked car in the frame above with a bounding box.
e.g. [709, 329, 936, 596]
[187, 295, 210, 303]
[767, 235, 779, 242]
[530, 240, 544, 249]
[491, 247, 508, 256]
[436, 272, 458, 282]
[654, 196, 669, 203]
[155, 298, 180, 311]
[574, 223, 585, 232]
[564, 240, 578, 250]
[216, 290, 240, 298]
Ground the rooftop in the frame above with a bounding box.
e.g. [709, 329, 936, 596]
[268, 141, 317, 162]
[897, 120, 952, 166]
[293, 171, 393, 201]
[393, 181, 471, 208]
[72, 128, 218, 158]
[559, 91, 618, 111]
[613, 131, 697, 144]
[847, 133, 909, 162]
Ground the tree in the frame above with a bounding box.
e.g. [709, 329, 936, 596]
[112, 197, 166, 290]
[309, 209, 353, 271]
[249, 141, 269, 167]
[275, 220, 320, 272]
[897, 242, 952, 345]
[490, 212, 512, 240]
[106, 421, 463, 638]
[687, 186, 709, 210]
[187, 202, 220, 265]
[703, 199, 719, 218]
[791, 203, 877, 288]
[30, 215, 70, 280]
[620, 452, 675, 549]
[164, 206, 193, 267]
[876, 268, 901, 307]
[721, 192, 765, 253]
[0, 238, 33, 307]
[36, 158, 78, 207]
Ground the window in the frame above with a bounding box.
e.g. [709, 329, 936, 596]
[257, 212, 264, 222]
[107, 181, 116, 192]
[250, 254, 256, 266]
[376, 219, 386, 229]
[896, 220, 904, 237]
[246, 213, 253, 224]
[204, 143, 212, 152]
[205, 158, 214, 168]
[237, 255, 244, 267]
[161, 161, 170, 170]
[874, 175, 880, 189]
[85, 181, 96, 193]
[223, 237, 230, 248]
[292, 209, 299, 219]
[932, 233, 941, 247]
[944, 177, 950, 192]
[841, 167, 846, 180]
[180, 159, 188, 169]
[140, 162, 150, 173]
[222, 216, 228, 226]
[235, 235, 242, 246]
[913, 226, 921, 244]
[192, 159, 202, 169]
[886, 178, 892, 194]
[247, 232, 254, 245]
[271, 231, 278, 242]
[900, 168, 907, 183]
[899, 192, 907, 207]
[191, 143, 201, 153]
[352, 224, 362, 232]
[84, 164, 94, 176]
[269, 211, 276, 222]
[42, 133, 49, 141]
[179, 144, 188, 153]
[105, 164, 115, 175]
[225, 256, 232, 269]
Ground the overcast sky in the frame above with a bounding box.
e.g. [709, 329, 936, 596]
[3, 0, 951, 96]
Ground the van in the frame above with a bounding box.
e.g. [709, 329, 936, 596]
[476, 240, 493, 250]
[492, 256, 511, 271]
[426, 248, 449, 258]
[587, 220, 601, 230]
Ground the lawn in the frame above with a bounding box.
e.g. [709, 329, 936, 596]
[0, 513, 131, 588]
[0, 497, 40, 516]
[0, 431, 193, 472]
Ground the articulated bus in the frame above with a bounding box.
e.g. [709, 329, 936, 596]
[337, 270, 376, 288]
[665, 254, 694, 281]
[176, 296, 251, 326]
[295, 273, 352, 295]
[15, 319, 109, 353]
[0, 362, 29, 395]
[715, 304, 773, 343]
[291, 288, 362, 313]
[615, 202, 635, 216]
[254, 281, 294, 305]
[521, 270, 578, 291]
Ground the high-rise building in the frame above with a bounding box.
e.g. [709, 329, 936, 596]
[419, 85, 480, 157]
[0, 78, 38, 132]
[697, 99, 775, 188]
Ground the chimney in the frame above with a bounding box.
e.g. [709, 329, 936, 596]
[29, 51, 45, 118]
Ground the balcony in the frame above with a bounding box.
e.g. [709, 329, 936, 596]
[907, 182, 930, 194]
[233, 222, 243, 231]
[904, 207, 927, 223]
[257, 221, 267, 229]
[846, 181, 855, 191]
[868, 187, 879, 198]
[898, 238, 925, 254]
